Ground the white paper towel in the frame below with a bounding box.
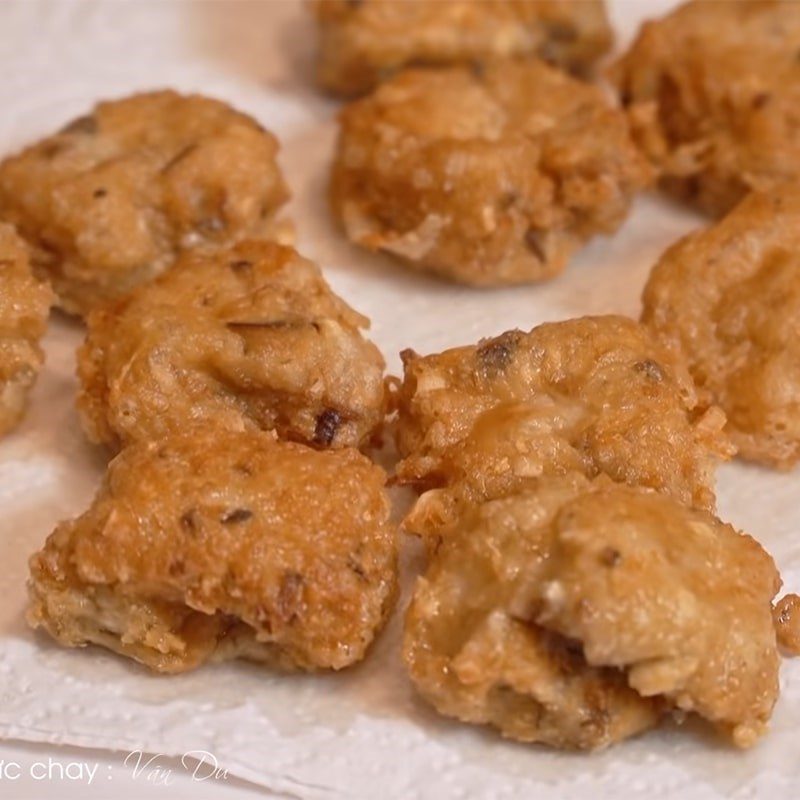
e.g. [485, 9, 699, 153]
[1, 2, 799, 798]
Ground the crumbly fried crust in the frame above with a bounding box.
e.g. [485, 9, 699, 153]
[314, 0, 613, 96]
[0, 90, 289, 316]
[404, 476, 785, 749]
[331, 61, 651, 286]
[28, 430, 397, 673]
[0, 224, 52, 436]
[533, 482, 782, 748]
[397, 316, 731, 540]
[612, 0, 800, 217]
[642, 187, 800, 469]
[77, 241, 387, 451]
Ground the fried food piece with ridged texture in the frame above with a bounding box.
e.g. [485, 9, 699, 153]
[405, 475, 787, 749]
[0, 90, 289, 315]
[331, 61, 651, 286]
[314, 0, 613, 96]
[613, 0, 800, 216]
[77, 241, 386, 451]
[397, 316, 730, 543]
[28, 429, 397, 673]
[642, 186, 800, 469]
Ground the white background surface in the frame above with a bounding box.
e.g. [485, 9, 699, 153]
[1, 1, 799, 799]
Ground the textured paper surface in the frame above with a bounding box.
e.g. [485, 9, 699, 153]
[1, 2, 799, 798]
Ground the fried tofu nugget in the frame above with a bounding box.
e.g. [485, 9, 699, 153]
[613, 0, 800, 217]
[404, 476, 786, 749]
[331, 62, 651, 286]
[0, 90, 289, 316]
[28, 429, 397, 673]
[314, 0, 613, 96]
[77, 241, 386, 451]
[397, 316, 731, 540]
[642, 187, 800, 469]
[0, 224, 52, 436]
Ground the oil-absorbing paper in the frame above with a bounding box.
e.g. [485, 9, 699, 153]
[1, 2, 799, 798]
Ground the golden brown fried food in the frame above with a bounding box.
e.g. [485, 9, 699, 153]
[397, 316, 731, 541]
[0, 90, 289, 316]
[331, 62, 651, 286]
[404, 475, 786, 749]
[77, 241, 386, 451]
[613, 0, 800, 216]
[28, 429, 397, 673]
[0, 224, 52, 436]
[642, 187, 800, 469]
[314, 0, 613, 96]
[533, 482, 783, 748]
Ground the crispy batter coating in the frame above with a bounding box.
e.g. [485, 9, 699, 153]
[77, 241, 387, 451]
[642, 187, 800, 469]
[397, 316, 731, 540]
[612, 0, 800, 217]
[0, 90, 289, 316]
[331, 61, 651, 286]
[28, 429, 397, 673]
[0, 224, 52, 436]
[314, 0, 613, 96]
[533, 482, 782, 748]
[404, 476, 786, 750]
